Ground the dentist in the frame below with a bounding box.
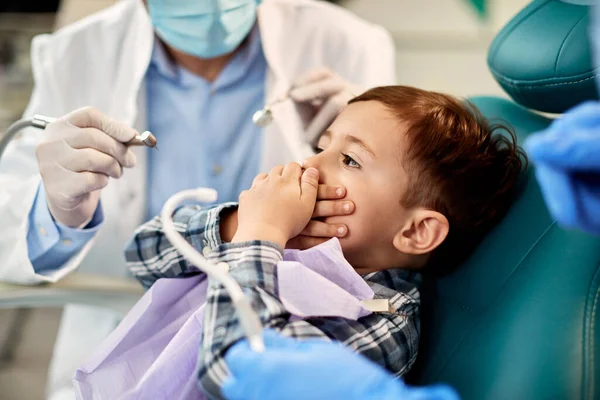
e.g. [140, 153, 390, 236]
[0, 1, 396, 399]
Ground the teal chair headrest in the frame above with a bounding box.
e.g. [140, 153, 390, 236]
[488, 0, 598, 113]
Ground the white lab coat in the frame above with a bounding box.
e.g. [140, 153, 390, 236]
[0, 0, 396, 397]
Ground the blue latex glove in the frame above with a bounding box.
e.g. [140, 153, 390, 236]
[524, 101, 600, 235]
[223, 330, 459, 400]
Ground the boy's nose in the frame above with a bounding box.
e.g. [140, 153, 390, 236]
[302, 155, 319, 171]
[303, 156, 327, 182]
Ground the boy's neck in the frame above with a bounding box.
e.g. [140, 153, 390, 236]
[347, 250, 428, 275]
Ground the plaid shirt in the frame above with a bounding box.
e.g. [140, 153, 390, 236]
[125, 203, 421, 400]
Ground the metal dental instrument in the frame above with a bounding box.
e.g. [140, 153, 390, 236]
[252, 90, 293, 127]
[127, 130, 160, 150]
[161, 188, 265, 353]
[0, 115, 158, 161]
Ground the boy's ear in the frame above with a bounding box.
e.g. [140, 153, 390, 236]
[392, 210, 449, 255]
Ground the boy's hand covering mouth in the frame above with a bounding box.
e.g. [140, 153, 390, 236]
[219, 183, 354, 246]
[232, 163, 320, 248]
[287, 184, 354, 250]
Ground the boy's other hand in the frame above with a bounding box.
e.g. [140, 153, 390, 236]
[287, 185, 354, 250]
[232, 164, 319, 248]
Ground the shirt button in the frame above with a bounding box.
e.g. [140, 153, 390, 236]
[61, 239, 73, 246]
[217, 262, 230, 273]
[214, 326, 226, 337]
[39, 226, 48, 236]
[212, 164, 223, 176]
[202, 247, 211, 257]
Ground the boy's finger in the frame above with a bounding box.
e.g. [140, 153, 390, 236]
[282, 162, 302, 180]
[300, 168, 319, 198]
[317, 184, 345, 200]
[268, 165, 284, 178]
[312, 200, 354, 217]
[300, 220, 347, 238]
[252, 173, 268, 186]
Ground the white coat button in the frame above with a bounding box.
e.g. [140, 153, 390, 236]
[202, 247, 211, 257]
[217, 262, 230, 273]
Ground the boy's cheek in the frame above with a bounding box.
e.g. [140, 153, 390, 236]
[325, 215, 366, 246]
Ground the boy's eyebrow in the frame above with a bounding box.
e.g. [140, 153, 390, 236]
[321, 131, 377, 158]
[346, 134, 377, 158]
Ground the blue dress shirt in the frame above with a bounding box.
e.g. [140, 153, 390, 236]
[27, 27, 266, 271]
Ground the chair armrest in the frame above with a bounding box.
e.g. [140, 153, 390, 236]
[0, 273, 144, 315]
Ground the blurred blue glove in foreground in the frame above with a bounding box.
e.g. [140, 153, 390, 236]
[223, 330, 459, 400]
[525, 101, 600, 235]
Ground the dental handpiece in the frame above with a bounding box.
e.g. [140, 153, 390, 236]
[0, 115, 159, 161]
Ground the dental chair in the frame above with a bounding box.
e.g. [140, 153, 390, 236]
[409, 1, 600, 399]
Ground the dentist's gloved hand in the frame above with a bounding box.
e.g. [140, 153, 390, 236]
[525, 101, 600, 235]
[223, 330, 460, 400]
[36, 107, 138, 228]
[290, 68, 362, 143]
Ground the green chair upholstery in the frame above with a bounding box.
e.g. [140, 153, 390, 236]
[408, 2, 600, 399]
[488, 0, 598, 113]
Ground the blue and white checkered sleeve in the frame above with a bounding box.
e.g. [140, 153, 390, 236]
[123, 202, 238, 289]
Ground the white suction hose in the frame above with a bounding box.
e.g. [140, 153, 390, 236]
[160, 188, 265, 353]
[0, 115, 56, 159]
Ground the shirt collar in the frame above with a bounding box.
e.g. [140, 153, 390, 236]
[149, 36, 179, 82]
[148, 23, 263, 89]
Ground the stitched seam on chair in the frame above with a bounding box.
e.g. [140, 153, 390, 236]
[490, 68, 599, 88]
[491, 70, 598, 87]
[554, 14, 587, 76]
[488, 0, 551, 61]
[590, 286, 598, 399]
[433, 221, 558, 379]
[583, 264, 600, 400]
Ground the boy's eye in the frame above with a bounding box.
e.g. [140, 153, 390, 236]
[314, 147, 324, 154]
[342, 153, 360, 168]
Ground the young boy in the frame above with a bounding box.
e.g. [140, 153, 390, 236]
[122, 86, 526, 398]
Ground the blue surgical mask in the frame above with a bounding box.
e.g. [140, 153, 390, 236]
[147, 0, 262, 59]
